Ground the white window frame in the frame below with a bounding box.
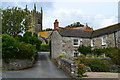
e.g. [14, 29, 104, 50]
[91, 39, 95, 47]
[101, 36, 106, 46]
[73, 38, 80, 46]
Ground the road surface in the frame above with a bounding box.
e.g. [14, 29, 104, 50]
[2, 52, 71, 78]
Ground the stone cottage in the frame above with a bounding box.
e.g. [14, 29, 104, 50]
[50, 20, 120, 59]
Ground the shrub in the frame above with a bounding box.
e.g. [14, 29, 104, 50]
[78, 45, 92, 55]
[40, 44, 50, 52]
[2, 34, 37, 63]
[58, 53, 66, 58]
[104, 47, 120, 65]
[2, 34, 19, 62]
[92, 48, 103, 56]
[87, 58, 110, 72]
[17, 42, 37, 59]
[77, 63, 86, 77]
[22, 32, 42, 51]
[14, 35, 23, 42]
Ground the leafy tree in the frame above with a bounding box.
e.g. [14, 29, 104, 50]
[43, 28, 53, 31]
[23, 32, 42, 51]
[66, 22, 84, 28]
[2, 7, 30, 36]
[14, 35, 23, 42]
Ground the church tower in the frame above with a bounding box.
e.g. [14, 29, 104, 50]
[30, 3, 43, 33]
[40, 7, 43, 31]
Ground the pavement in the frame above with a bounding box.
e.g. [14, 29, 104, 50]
[2, 52, 71, 78]
[83, 72, 120, 80]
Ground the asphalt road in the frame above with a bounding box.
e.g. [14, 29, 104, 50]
[2, 52, 71, 78]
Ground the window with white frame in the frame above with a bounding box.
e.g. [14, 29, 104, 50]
[73, 38, 79, 46]
[91, 39, 95, 47]
[102, 36, 106, 45]
[74, 52, 79, 57]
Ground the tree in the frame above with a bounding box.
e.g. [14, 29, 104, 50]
[23, 32, 42, 51]
[2, 7, 30, 36]
[43, 28, 53, 31]
[66, 22, 84, 28]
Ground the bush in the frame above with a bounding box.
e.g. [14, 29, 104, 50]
[104, 47, 120, 65]
[58, 53, 66, 58]
[17, 42, 37, 59]
[87, 58, 110, 72]
[22, 32, 42, 51]
[78, 45, 92, 55]
[40, 44, 50, 52]
[14, 35, 23, 42]
[2, 34, 19, 62]
[77, 63, 86, 77]
[92, 48, 103, 56]
[2, 34, 37, 63]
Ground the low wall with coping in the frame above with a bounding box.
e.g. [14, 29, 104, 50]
[2, 59, 35, 70]
[56, 58, 78, 77]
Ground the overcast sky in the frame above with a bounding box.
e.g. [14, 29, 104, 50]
[1, 0, 119, 30]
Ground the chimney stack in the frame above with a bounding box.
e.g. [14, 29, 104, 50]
[54, 19, 59, 30]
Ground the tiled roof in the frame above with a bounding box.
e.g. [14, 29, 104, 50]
[38, 31, 52, 38]
[57, 23, 120, 38]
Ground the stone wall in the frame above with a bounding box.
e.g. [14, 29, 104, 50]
[56, 58, 77, 77]
[2, 59, 34, 70]
[62, 37, 74, 58]
[93, 37, 103, 48]
[116, 30, 120, 48]
[82, 38, 91, 47]
[51, 31, 62, 58]
[92, 33, 116, 49]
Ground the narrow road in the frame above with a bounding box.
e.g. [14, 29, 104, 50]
[2, 52, 71, 78]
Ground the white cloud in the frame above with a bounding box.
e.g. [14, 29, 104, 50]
[91, 14, 117, 29]
[43, 8, 117, 30]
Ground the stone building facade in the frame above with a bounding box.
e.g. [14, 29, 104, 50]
[29, 3, 43, 33]
[50, 20, 120, 58]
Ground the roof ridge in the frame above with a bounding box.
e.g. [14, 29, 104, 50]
[58, 27, 92, 31]
[94, 23, 120, 31]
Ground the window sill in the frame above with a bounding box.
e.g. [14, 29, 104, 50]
[73, 45, 79, 47]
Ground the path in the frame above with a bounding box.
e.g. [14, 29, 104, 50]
[2, 52, 71, 78]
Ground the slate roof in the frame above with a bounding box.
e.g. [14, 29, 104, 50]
[92, 23, 120, 38]
[57, 23, 120, 38]
[58, 28, 92, 38]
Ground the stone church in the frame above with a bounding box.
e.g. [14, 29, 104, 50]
[28, 3, 43, 33]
